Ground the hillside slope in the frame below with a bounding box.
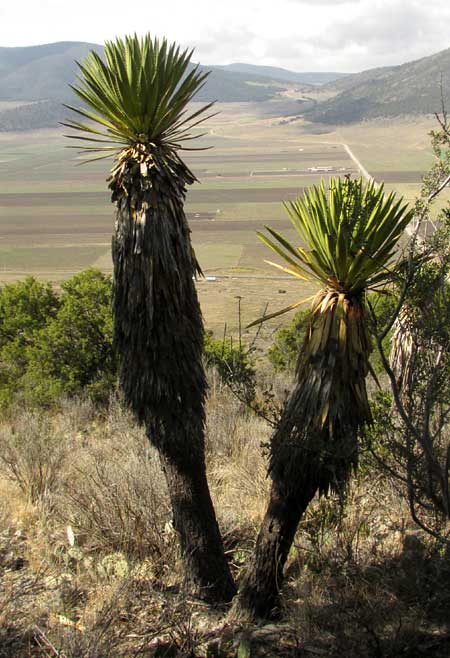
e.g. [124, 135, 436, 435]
[217, 63, 346, 85]
[0, 42, 289, 104]
[306, 47, 450, 124]
[0, 42, 310, 130]
[0, 42, 99, 102]
[4, 41, 450, 128]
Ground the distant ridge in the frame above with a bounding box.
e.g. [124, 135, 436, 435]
[306, 47, 450, 124]
[0, 41, 290, 104]
[216, 63, 346, 85]
[0, 42, 99, 101]
[3, 41, 450, 130]
[0, 100, 63, 131]
[0, 41, 346, 131]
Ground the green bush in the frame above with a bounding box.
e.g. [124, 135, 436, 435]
[204, 330, 256, 400]
[0, 278, 60, 406]
[0, 270, 116, 407]
[267, 308, 311, 372]
[366, 292, 397, 373]
[0, 270, 256, 408]
[22, 269, 116, 406]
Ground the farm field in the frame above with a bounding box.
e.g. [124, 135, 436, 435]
[0, 104, 443, 336]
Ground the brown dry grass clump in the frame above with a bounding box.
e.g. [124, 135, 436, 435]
[0, 378, 450, 657]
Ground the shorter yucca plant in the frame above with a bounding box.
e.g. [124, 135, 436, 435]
[234, 176, 414, 621]
[257, 176, 414, 479]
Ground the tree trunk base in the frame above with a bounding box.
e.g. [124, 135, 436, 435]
[230, 481, 318, 621]
[159, 451, 236, 605]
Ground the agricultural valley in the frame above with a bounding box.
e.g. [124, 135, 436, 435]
[1, 39, 450, 658]
[0, 100, 446, 337]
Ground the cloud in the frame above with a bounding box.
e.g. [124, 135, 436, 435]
[316, 4, 425, 50]
[190, 26, 259, 63]
[304, 0, 450, 70]
[1, 0, 450, 74]
[285, 0, 360, 4]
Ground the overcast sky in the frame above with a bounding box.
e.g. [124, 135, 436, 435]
[1, 0, 449, 73]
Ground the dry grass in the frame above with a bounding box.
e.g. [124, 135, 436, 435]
[1, 379, 450, 657]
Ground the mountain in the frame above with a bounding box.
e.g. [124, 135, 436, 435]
[0, 100, 63, 131]
[0, 42, 289, 105]
[216, 63, 347, 85]
[306, 47, 450, 124]
[0, 42, 323, 130]
[5, 41, 449, 129]
[0, 42, 99, 102]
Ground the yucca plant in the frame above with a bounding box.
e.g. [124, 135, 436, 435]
[64, 34, 235, 603]
[233, 176, 414, 620]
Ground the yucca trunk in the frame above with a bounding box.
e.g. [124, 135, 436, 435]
[232, 290, 372, 620]
[110, 151, 235, 603]
[390, 310, 418, 397]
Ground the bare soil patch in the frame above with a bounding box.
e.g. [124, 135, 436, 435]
[0, 192, 109, 207]
[0, 214, 111, 239]
[189, 150, 347, 164]
[186, 187, 306, 203]
[373, 170, 425, 183]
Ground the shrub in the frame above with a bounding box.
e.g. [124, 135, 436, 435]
[22, 269, 116, 406]
[0, 277, 60, 406]
[203, 330, 256, 401]
[60, 419, 171, 561]
[267, 308, 311, 372]
[0, 269, 116, 407]
[0, 277, 60, 349]
[0, 411, 68, 503]
[0, 270, 257, 409]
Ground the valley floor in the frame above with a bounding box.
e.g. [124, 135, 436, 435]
[1, 109, 447, 340]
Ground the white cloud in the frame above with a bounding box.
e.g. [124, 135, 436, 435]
[285, 0, 361, 4]
[1, 0, 449, 73]
[310, 0, 450, 69]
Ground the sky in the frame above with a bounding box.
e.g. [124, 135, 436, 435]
[1, 0, 450, 73]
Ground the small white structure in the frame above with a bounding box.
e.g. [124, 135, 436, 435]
[308, 166, 335, 173]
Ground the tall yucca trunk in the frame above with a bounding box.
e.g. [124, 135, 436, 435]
[232, 290, 372, 620]
[110, 151, 235, 603]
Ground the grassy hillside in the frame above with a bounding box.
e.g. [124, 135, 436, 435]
[0, 100, 67, 131]
[3, 42, 450, 128]
[306, 47, 450, 124]
[217, 63, 347, 85]
[0, 42, 305, 130]
[0, 42, 98, 102]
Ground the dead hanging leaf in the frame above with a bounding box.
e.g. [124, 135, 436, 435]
[66, 525, 75, 547]
[57, 615, 85, 633]
[303, 646, 329, 656]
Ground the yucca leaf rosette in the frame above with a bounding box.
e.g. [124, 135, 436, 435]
[64, 34, 214, 160]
